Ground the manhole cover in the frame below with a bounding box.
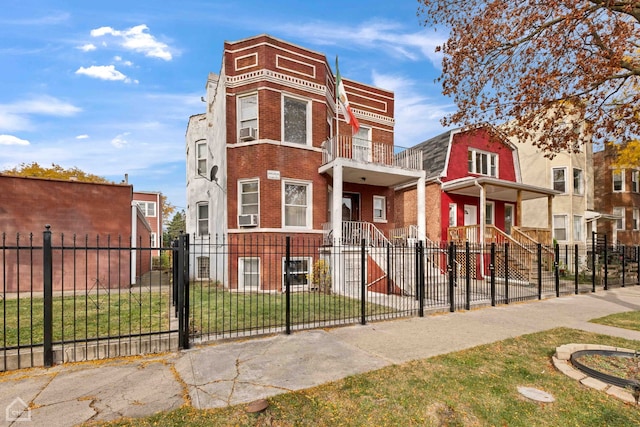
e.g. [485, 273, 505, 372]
[517, 386, 555, 403]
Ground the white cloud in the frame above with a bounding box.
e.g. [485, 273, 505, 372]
[371, 71, 453, 146]
[111, 132, 131, 148]
[90, 24, 173, 61]
[0, 96, 81, 132]
[77, 43, 96, 52]
[75, 65, 135, 83]
[76, 134, 89, 139]
[114, 56, 134, 66]
[0, 134, 30, 146]
[274, 20, 445, 66]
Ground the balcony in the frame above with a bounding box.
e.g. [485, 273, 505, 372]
[321, 136, 422, 171]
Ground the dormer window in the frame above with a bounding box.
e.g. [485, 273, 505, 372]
[468, 149, 498, 177]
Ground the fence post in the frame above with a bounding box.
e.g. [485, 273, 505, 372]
[591, 231, 596, 292]
[622, 245, 626, 288]
[574, 244, 579, 295]
[537, 243, 542, 300]
[448, 242, 455, 312]
[603, 234, 608, 291]
[637, 246, 639, 287]
[360, 238, 366, 325]
[183, 233, 190, 350]
[176, 233, 190, 350]
[43, 225, 53, 367]
[554, 243, 560, 297]
[465, 241, 471, 311]
[285, 236, 291, 334]
[418, 240, 425, 317]
[386, 242, 391, 295]
[504, 243, 509, 304]
[490, 243, 496, 306]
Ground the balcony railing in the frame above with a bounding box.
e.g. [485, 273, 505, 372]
[321, 136, 423, 171]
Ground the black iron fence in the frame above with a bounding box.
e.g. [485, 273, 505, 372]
[2, 228, 638, 371]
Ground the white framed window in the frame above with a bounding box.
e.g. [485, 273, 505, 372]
[573, 168, 583, 195]
[282, 257, 312, 290]
[150, 232, 157, 247]
[552, 168, 566, 193]
[196, 140, 207, 176]
[573, 215, 583, 242]
[283, 180, 311, 228]
[448, 203, 457, 227]
[239, 257, 260, 290]
[373, 196, 386, 221]
[504, 204, 514, 234]
[634, 208, 639, 230]
[353, 125, 372, 162]
[613, 170, 625, 192]
[485, 201, 495, 225]
[197, 256, 210, 279]
[468, 149, 498, 177]
[238, 93, 258, 135]
[632, 170, 639, 193]
[136, 201, 156, 217]
[553, 214, 568, 241]
[239, 179, 259, 215]
[282, 94, 310, 145]
[197, 202, 209, 236]
[613, 207, 625, 230]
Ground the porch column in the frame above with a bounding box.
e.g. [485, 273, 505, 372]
[417, 174, 426, 240]
[547, 195, 553, 230]
[516, 190, 522, 226]
[478, 182, 485, 244]
[332, 164, 343, 244]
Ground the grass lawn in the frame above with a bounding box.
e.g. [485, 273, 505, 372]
[1, 287, 395, 347]
[90, 327, 640, 427]
[590, 310, 640, 332]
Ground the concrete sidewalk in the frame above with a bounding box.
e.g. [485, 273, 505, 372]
[2, 287, 640, 426]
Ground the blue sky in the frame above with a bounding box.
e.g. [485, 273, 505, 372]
[0, 0, 453, 214]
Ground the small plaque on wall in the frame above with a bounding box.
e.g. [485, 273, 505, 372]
[267, 170, 280, 180]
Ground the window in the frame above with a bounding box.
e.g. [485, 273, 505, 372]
[196, 141, 207, 176]
[197, 257, 210, 279]
[239, 257, 259, 290]
[485, 201, 494, 225]
[197, 203, 209, 236]
[573, 168, 583, 195]
[553, 215, 568, 241]
[634, 208, 640, 230]
[632, 171, 639, 193]
[239, 180, 259, 215]
[136, 201, 156, 217]
[373, 196, 386, 221]
[150, 232, 157, 247]
[504, 204, 514, 234]
[613, 207, 625, 230]
[283, 95, 310, 145]
[573, 215, 583, 242]
[552, 168, 566, 193]
[283, 181, 311, 228]
[282, 257, 312, 289]
[468, 149, 497, 177]
[613, 170, 625, 192]
[448, 203, 457, 227]
[238, 94, 257, 132]
[353, 126, 372, 161]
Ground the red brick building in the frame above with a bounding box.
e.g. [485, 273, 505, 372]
[186, 34, 426, 290]
[593, 145, 640, 245]
[0, 175, 152, 291]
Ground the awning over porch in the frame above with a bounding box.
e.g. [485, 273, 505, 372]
[441, 176, 560, 201]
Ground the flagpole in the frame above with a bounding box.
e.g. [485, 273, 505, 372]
[335, 55, 340, 144]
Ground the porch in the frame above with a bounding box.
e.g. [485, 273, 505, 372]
[319, 135, 427, 245]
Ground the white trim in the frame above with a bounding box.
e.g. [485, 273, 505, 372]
[282, 256, 313, 291]
[275, 54, 316, 78]
[234, 52, 258, 71]
[239, 257, 260, 291]
[373, 195, 386, 222]
[282, 179, 312, 229]
[552, 167, 567, 194]
[281, 92, 312, 146]
[613, 170, 625, 192]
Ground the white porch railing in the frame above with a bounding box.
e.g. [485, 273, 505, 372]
[321, 136, 423, 171]
[322, 221, 391, 247]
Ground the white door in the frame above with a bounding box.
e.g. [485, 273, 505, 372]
[464, 205, 478, 242]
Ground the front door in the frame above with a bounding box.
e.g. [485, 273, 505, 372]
[342, 193, 360, 221]
[464, 204, 478, 242]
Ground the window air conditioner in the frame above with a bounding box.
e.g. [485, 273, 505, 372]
[238, 213, 258, 227]
[239, 127, 257, 141]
